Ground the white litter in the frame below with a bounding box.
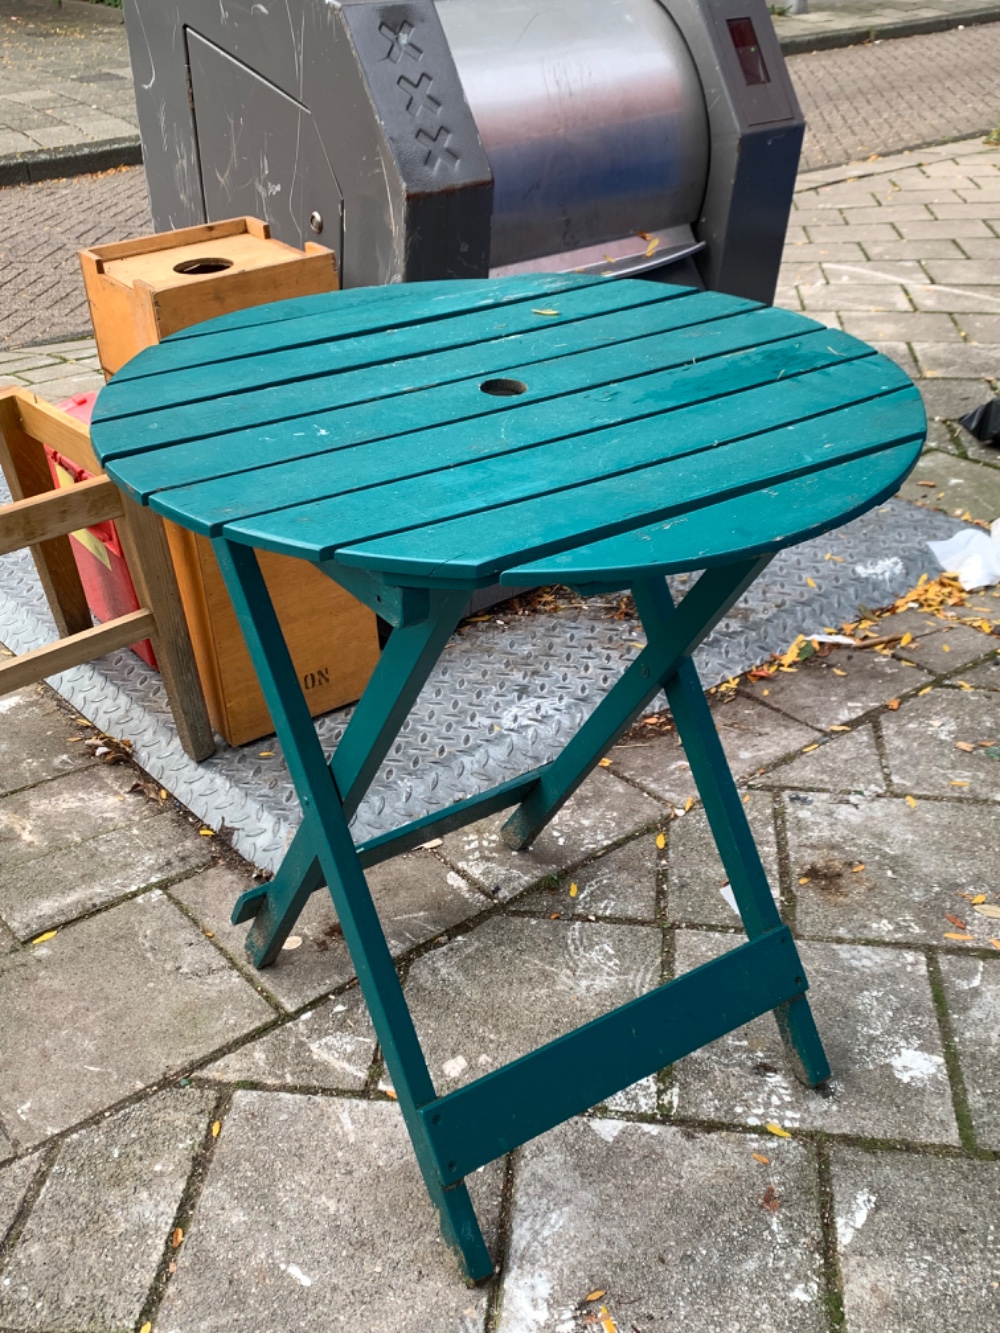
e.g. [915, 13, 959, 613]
[806, 633, 858, 646]
[719, 882, 739, 915]
[928, 528, 1000, 590]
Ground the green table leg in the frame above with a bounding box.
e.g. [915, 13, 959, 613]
[631, 576, 831, 1088]
[213, 537, 494, 1282]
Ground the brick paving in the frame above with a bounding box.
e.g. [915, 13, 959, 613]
[773, 0, 1000, 51]
[2, 107, 1000, 1333]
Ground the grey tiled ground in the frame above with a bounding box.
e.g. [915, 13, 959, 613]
[4, 139, 1000, 1331]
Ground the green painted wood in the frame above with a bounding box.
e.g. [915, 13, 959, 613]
[326, 389, 923, 580]
[419, 925, 806, 1185]
[501, 557, 769, 851]
[214, 535, 492, 1280]
[109, 273, 635, 384]
[503, 440, 921, 582]
[93, 281, 702, 457]
[226, 374, 921, 572]
[106, 291, 762, 504]
[148, 321, 865, 534]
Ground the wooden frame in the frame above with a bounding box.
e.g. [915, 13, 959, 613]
[0, 389, 215, 761]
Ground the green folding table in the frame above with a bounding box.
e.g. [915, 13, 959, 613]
[91, 274, 925, 1281]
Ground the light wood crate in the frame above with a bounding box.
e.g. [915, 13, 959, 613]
[79, 217, 380, 747]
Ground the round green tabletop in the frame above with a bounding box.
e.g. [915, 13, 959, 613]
[91, 275, 927, 589]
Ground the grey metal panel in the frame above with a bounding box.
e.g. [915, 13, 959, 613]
[435, 0, 709, 267]
[658, 0, 804, 305]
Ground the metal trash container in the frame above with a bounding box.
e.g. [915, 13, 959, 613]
[123, 0, 803, 305]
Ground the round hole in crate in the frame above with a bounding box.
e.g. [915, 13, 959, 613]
[480, 378, 527, 397]
[173, 257, 234, 275]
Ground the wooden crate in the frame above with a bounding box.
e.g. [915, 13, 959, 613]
[79, 216, 339, 376]
[79, 218, 381, 747]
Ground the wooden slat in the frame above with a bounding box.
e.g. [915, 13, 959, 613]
[504, 441, 922, 582]
[119, 272, 617, 363]
[0, 611, 156, 695]
[15, 394, 102, 473]
[0, 474, 121, 555]
[329, 391, 926, 581]
[224, 357, 913, 561]
[152, 324, 872, 535]
[0, 391, 92, 637]
[93, 281, 700, 450]
[106, 292, 761, 501]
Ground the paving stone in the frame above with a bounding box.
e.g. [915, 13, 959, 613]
[880, 687, 1000, 800]
[870, 340, 920, 378]
[498, 1118, 826, 1333]
[404, 915, 662, 1114]
[909, 285, 1000, 314]
[202, 988, 376, 1092]
[923, 258, 1000, 286]
[0, 890, 272, 1147]
[609, 694, 819, 808]
[782, 241, 869, 263]
[831, 1147, 1000, 1333]
[754, 724, 885, 793]
[938, 954, 1000, 1151]
[441, 769, 662, 902]
[666, 792, 781, 929]
[890, 618, 997, 672]
[518, 833, 658, 922]
[914, 342, 1000, 378]
[961, 653, 1000, 688]
[919, 376, 997, 422]
[673, 934, 958, 1144]
[171, 854, 487, 1011]
[954, 315, 1000, 346]
[0, 1088, 214, 1331]
[0, 1157, 37, 1246]
[0, 763, 154, 870]
[785, 791, 1000, 946]
[862, 238, 969, 261]
[0, 1123, 14, 1161]
[0, 811, 214, 941]
[742, 649, 932, 731]
[0, 688, 95, 796]
[159, 1091, 502, 1331]
[800, 281, 911, 310]
[839, 311, 961, 343]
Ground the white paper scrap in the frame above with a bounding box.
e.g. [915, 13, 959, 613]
[928, 530, 1000, 590]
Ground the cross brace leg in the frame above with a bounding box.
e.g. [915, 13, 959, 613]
[213, 538, 493, 1281]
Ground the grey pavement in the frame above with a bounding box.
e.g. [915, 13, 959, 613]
[2, 100, 1000, 1333]
[773, 0, 1000, 51]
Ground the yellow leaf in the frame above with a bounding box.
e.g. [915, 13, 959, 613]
[585, 1290, 607, 1303]
[31, 929, 57, 944]
[991, 938, 1000, 951]
[832, 668, 847, 676]
[765, 1122, 791, 1139]
[900, 632, 913, 647]
[259, 751, 274, 758]
[171, 1227, 184, 1248]
[852, 863, 866, 873]
[199, 828, 214, 837]
[941, 643, 951, 652]
[762, 688, 769, 695]
[905, 795, 917, 809]
[806, 577, 816, 588]
[752, 1152, 770, 1164]
[140, 1324, 152, 1333]
[684, 796, 694, 812]
[944, 932, 975, 941]
[598, 757, 613, 767]
[645, 237, 660, 258]
[569, 883, 579, 898]
[531, 308, 560, 316]
[212, 1121, 221, 1138]
[802, 744, 819, 753]
[950, 780, 970, 787]
[971, 894, 986, 905]
[829, 724, 851, 731]
[385, 1089, 398, 1100]
[159, 788, 168, 800]
[799, 876, 810, 885]
[918, 686, 933, 695]
[601, 1317, 617, 1333]
[655, 832, 666, 850]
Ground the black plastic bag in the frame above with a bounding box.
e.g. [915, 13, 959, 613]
[959, 399, 1000, 446]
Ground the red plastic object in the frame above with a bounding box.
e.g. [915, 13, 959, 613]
[48, 392, 157, 668]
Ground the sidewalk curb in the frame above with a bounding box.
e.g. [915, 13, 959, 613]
[778, 5, 1000, 54]
[0, 135, 142, 188]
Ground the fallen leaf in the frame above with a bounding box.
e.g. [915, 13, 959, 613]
[549, 912, 561, 919]
[950, 780, 970, 787]
[752, 1152, 770, 1165]
[598, 757, 613, 767]
[900, 632, 913, 647]
[916, 480, 937, 487]
[282, 936, 304, 950]
[385, 1089, 398, 1100]
[684, 797, 694, 812]
[806, 577, 816, 588]
[886, 699, 900, 710]
[799, 876, 811, 885]
[569, 883, 579, 898]
[532, 308, 560, 316]
[31, 929, 57, 944]
[830, 724, 851, 731]
[974, 903, 1000, 920]
[417, 838, 443, 849]
[971, 894, 986, 905]
[199, 828, 214, 837]
[140, 1325, 152, 1333]
[765, 1122, 791, 1138]
[832, 667, 847, 676]
[159, 788, 168, 800]
[946, 914, 967, 929]
[171, 1227, 184, 1248]
[585, 1290, 607, 1303]
[905, 795, 917, 809]
[760, 1185, 781, 1213]
[956, 741, 976, 752]
[803, 743, 820, 753]
[918, 686, 933, 695]
[991, 939, 1000, 951]
[259, 751, 274, 758]
[655, 832, 666, 850]
[645, 237, 660, 258]
[212, 1121, 221, 1138]
[944, 932, 975, 941]
[637, 230, 654, 241]
[852, 863, 866, 873]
